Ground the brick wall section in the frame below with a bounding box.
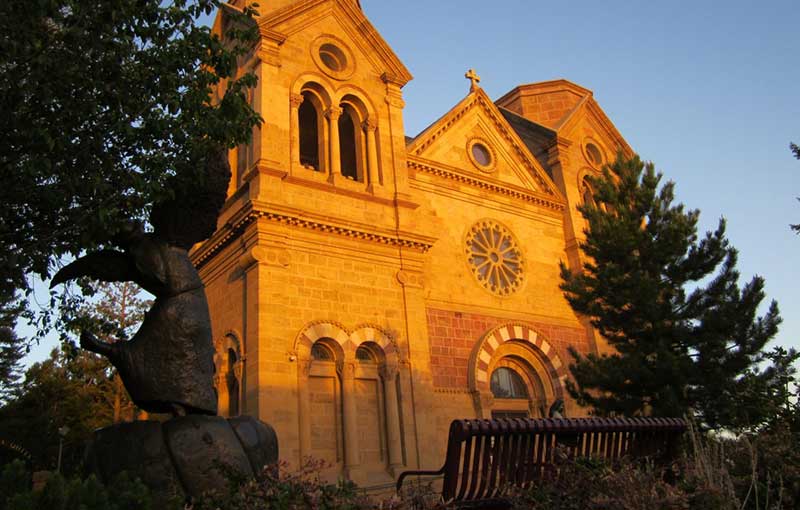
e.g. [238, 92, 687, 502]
[427, 307, 590, 389]
[522, 91, 582, 128]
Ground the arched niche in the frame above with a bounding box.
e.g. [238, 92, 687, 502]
[212, 332, 243, 417]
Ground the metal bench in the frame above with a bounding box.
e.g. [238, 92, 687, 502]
[396, 417, 686, 508]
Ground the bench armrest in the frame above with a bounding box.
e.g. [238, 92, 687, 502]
[396, 467, 445, 492]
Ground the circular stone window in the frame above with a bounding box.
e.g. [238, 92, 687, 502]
[319, 43, 347, 72]
[585, 142, 604, 167]
[465, 220, 525, 296]
[311, 36, 355, 80]
[467, 138, 496, 172]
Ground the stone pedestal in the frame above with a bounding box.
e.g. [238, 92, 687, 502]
[84, 416, 278, 504]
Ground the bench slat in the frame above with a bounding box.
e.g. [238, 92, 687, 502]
[397, 417, 686, 506]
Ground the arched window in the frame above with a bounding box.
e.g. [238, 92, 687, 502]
[356, 345, 375, 363]
[581, 177, 595, 207]
[226, 348, 239, 416]
[311, 342, 334, 361]
[490, 367, 529, 399]
[213, 334, 242, 418]
[338, 107, 359, 181]
[299, 94, 321, 171]
[298, 330, 402, 479]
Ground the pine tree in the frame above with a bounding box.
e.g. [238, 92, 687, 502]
[0, 327, 24, 402]
[560, 154, 783, 430]
[0, 293, 24, 402]
[79, 282, 150, 423]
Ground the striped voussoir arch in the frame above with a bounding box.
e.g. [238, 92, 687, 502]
[473, 323, 567, 399]
[294, 321, 397, 359]
[349, 325, 398, 358]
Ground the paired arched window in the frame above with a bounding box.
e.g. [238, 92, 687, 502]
[295, 84, 375, 184]
[304, 338, 395, 477]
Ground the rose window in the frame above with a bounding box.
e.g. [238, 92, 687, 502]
[466, 221, 525, 296]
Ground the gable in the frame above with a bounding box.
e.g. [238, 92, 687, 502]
[258, 0, 412, 86]
[557, 97, 634, 162]
[408, 88, 562, 200]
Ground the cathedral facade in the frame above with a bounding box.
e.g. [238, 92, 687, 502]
[194, 0, 633, 486]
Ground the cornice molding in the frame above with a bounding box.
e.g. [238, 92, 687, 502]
[407, 156, 565, 212]
[192, 203, 435, 269]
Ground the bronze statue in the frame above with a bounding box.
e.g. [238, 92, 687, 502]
[51, 146, 231, 416]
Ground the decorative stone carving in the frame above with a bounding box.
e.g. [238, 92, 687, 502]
[381, 364, 399, 381]
[362, 117, 378, 132]
[325, 106, 343, 121]
[289, 93, 304, 108]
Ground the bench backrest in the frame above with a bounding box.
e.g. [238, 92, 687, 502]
[439, 417, 686, 502]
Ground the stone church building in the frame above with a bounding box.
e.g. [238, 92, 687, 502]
[194, 0, 633, 486]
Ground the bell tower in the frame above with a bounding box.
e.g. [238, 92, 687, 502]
[198, 0, 432, 485]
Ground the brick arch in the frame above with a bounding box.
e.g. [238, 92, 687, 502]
[349, 324, 399, 364]
[294, 320, 350, 359]
[468, 323, 567, 399]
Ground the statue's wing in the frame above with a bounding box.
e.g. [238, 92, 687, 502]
[150, 146, 231, 249]
[50, 250, 136, 288]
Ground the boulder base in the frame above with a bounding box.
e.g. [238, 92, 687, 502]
[85, 416, 277, 503]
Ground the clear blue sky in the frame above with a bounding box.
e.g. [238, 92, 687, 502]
[361, 0, 799, 355]
[20, 0, 799, 367]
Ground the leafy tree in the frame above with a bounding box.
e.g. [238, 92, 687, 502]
[0, 347, 116, 472]
[0, 282, 149, 470]
[560, 154, 784, 430]
[0, 0, 261, 337]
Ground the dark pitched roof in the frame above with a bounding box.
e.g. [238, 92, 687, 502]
[405, 135, 415, 146]
[498, 107, 556, 180]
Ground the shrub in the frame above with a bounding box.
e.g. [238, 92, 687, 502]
[506, 456, 688, 510]
[192, 458, 374, 510]
[0, 461, 157, 510]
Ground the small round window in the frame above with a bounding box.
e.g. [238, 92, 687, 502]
[472, 143, 491, 166]
[319, 43, 347, 72]
[585, 142, 604, 167]
[311, 36, 355, 80]
[467, 139, 495, 172]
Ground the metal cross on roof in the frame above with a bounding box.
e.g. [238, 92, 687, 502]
[465, 69, 481, 92]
